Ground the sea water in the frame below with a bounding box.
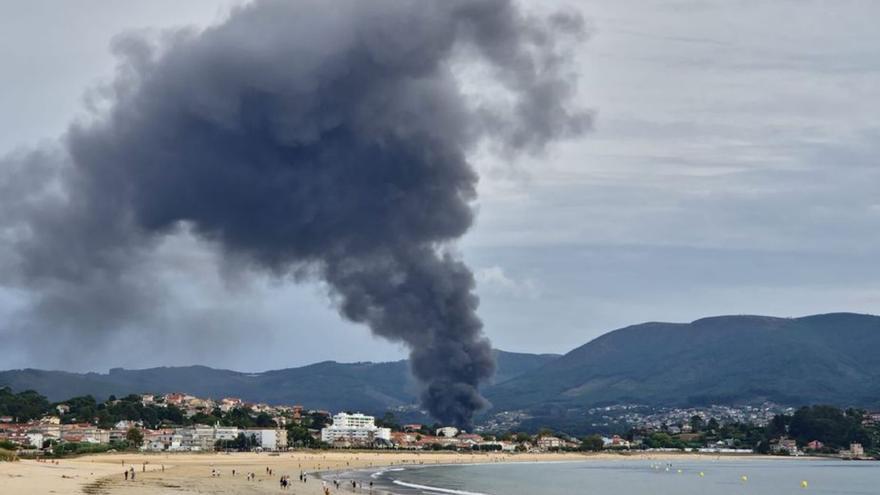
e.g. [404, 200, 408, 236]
[338, 459, 879, 495]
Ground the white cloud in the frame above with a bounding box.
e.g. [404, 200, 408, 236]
[475, 266, 541, 300]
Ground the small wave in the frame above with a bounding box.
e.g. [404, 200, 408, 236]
[371, 467, 405, 479]
[392, 479, 488, 495]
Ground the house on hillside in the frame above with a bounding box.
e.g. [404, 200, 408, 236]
[603, 435, 631, 448]
[863, 411, 880, 427]
[456, 433, 483, 447]
[436, 426, 459, 438]
[390, 431, 418, 448]
[771, 438, 798, 455]
[806, 440, 824, 451]
[40, 416, 60, 425]
[845, 443, 865, 458]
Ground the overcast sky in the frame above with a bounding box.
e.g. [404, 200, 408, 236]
[1, 0, 878, 372]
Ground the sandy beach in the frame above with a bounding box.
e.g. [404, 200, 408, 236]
[0, 450, 785, 494]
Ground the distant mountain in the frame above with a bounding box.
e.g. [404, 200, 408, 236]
[485, 313, 880, 411]
[0, 350, 559, 414]
[5, 313, 878, 419]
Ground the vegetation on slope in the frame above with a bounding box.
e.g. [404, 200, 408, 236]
[486, 313, 880, 411]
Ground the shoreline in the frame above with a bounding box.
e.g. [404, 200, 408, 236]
[317, 452, 838, 495]
[0, 450, 853, 494]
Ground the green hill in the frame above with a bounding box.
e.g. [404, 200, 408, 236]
[485, 313, 880, 411]
[4, 313, 878, 417]
[0, 350, 558, 414]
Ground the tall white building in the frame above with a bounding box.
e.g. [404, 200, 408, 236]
[243, 429, 288, 451]
[321, 412, 391, 444]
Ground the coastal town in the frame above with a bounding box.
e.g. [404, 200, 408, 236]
[1, 389, 878, 461]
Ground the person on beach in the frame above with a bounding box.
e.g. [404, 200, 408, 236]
[124, 470, 128, 481]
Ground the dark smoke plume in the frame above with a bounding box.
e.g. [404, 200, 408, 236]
[0, 0, 587, 427]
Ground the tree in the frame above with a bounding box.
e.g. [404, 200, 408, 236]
[766, 414, 788, 439]
[707, 417, 720, 432]
[125, 427, 144, 447]
[689, 415, 705, 432]
[376, 412, 401, 430]
[644, 432, 684, 449]
[580, 434, 604, 451]
[255, 412, 276, 428]
[222, 408, 256, 428]
[306, 412, 331, 429]
[788, 405, 873, 450]
[287, 425, 317, 447]
[0, 388, 51, 422]
[191, 412, 223, 426]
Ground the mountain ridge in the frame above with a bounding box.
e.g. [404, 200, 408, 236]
[3, 313, 879, 417]
[0, 350, 559, 413]
[484, 312, 880, 411]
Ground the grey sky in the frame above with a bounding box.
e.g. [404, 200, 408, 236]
[1, 0, 878, 372]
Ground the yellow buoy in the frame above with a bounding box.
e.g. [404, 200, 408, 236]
[741, 475, 748, 482]
[801, 480, 808, 488]
[699, 472, 705, 477]
[677, 469, 682, 474]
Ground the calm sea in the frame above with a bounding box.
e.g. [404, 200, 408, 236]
[329, 459, 880, 495]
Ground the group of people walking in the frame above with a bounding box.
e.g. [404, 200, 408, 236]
[119, 461, 380, 493]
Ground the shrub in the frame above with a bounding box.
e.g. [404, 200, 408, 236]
[0, 448, 18, 462]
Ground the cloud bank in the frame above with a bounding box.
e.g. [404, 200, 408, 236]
[0, 0, 586, 426]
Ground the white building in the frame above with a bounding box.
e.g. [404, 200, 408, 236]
[213, 426, 240, 442]
[321, 412, 391, 445]
[167, 425, 241, 451]
[436, 426, 459, 438]
[26, 433, 44, 448]
[536, 436, 564, 450]
[244, 429, 288, 451]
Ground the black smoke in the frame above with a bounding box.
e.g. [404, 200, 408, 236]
[0, 0, 587, 427]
